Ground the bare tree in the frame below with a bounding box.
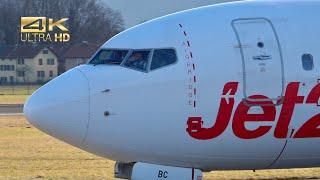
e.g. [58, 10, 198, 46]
[0, 0, 125, 45]
[67, 0, 125, 44]
[0, 0, 22, 44]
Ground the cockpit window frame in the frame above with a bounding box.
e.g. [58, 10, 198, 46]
[88, 47, 178, 73]
[88, 48, 132, 66]
[121, 48, 153, 73]
[148, 48, 178, 72]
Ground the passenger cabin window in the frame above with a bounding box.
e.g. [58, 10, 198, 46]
[123, 50, 151, 72]
[302, 54, 314, 71]
[90, 49, 129, 65]
[150, 49, 177, 70]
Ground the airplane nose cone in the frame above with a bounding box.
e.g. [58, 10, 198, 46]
[24, 68, 90, 147]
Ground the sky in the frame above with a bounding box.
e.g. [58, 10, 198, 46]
[102, 0, 239, 28]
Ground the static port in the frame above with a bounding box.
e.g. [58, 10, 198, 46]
[257, 42, 264, 48]
[104, 111, 110, 116]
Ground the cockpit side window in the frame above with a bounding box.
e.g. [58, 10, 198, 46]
[150, 49, 177, 71]
[123, 50, 151, 72]
[89, 49, 129, 65]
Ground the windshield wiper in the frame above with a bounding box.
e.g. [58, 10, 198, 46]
[106, 61, 121, 65]
[92, 60, 121, 66]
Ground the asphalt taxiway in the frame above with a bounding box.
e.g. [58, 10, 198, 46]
[0, 104, 23, 115]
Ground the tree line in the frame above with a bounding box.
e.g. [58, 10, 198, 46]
[0, 0, 125, 46]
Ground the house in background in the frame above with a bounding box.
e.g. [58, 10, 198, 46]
[0, 46, 16, 83]
[0, 42, 99, 84]
[63, 42, 99, 71]
[0, 46, 59, 84]
[49, 46, 67, 75]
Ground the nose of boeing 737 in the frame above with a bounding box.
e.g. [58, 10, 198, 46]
[24, 67, 90, 147]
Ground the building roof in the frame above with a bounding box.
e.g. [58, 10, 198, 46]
[0, 43, 99, 60]
[63, 42, 99, 59]
[48, 46, 66, 58]
[0, 46, 12, 58]
[0, 46, 61, 59]
[6, 46, 43, 58]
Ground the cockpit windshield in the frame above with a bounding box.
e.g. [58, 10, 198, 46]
[89, 48, 177, 72]
[123, 50, 151, 72]
[89, 49, 129, 65]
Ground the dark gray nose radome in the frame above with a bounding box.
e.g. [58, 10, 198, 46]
[24, 68, 90, 147]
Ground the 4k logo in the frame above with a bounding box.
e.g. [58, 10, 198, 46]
[21, 17, 69, 33]
[20, 17, 70, 43]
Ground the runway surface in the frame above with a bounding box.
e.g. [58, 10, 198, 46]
[0, 104, 23, 115]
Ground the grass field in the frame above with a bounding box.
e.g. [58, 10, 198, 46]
[0, 85, 39, 95]
[0, 85, 39, 104]
[0, 116, 319, 180]
[0, 95, 29, 104]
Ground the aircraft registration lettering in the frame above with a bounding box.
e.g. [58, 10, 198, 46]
[186, 82, 320, 140]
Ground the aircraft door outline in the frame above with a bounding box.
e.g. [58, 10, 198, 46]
[232, 18, 285, 106]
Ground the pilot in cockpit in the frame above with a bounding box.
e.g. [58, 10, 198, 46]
[126, 52, 148, 71]
[131, 52, 143, 62]
[113, 52, 122, 61]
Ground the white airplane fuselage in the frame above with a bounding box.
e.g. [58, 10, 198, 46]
[24, 0, 320, 175]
